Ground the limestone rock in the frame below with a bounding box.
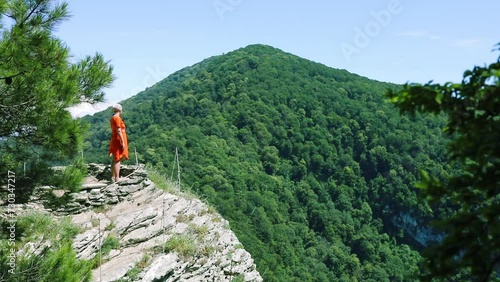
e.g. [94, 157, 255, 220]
[119, 183, 142, 195]
[81, 183, 108, 190]
[88, 189, 103, 200]
[118, 177, 143, 186]
[106, 196, 119, 204]
[4, 164, 263, 282]
[18, 239, 52, 257]
[71, 191, 88, 202]
[91, 245, 144, 282]
[51, 189, 65, 198]
[113, 206, 157, 236]
[73, 228, 110, 260]
[72, 210, 98, 229]
[141, 253, 178, 282]
[103, 184, 119, 196]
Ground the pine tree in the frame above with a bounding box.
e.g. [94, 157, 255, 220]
[0, 0, 114, 194]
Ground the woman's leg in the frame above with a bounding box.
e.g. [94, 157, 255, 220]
[114, 160, 121, 182]
[111, 159, 116, 181]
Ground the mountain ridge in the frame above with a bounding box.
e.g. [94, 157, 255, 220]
[129, 44, 389, 101]
[82, 43, 449, 281]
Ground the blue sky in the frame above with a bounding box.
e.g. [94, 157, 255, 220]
[58, 0, 500, 117]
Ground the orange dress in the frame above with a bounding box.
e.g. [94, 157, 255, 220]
[109, 115, 129, 161]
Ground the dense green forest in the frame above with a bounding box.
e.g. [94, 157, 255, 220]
[82, 44, 451, 281]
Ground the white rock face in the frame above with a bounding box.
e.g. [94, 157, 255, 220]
[0, 164, 262, 281]
[141, 253, 179, 282]
[67, 165, 263, 282]
[393, 212, 444, 247]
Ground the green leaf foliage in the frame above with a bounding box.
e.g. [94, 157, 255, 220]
[0, 0, 114, 193]
[83, 44, 452, 281]
[387, 44, 500, 281]
[0, 214, 92, 281]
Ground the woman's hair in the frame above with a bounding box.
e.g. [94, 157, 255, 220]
[112, 104, 122, 112]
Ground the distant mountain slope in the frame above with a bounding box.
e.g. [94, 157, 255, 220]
[82, 44, 450, 281]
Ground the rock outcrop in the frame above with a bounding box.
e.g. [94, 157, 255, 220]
[3, 164, 263, 282]
[392, 212, 444, 247]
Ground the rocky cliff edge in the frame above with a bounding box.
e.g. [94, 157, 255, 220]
[2, 164, 263, 282]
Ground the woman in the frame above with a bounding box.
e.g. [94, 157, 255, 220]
[109, 104, 129, 182]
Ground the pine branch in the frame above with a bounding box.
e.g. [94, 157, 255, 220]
[0, 71, 25, 84]
[18, 1, 41, 28]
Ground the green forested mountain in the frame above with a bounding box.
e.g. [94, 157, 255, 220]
[82, 44, 451, 281]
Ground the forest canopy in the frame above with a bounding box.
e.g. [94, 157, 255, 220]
[82, 44, 453, 281]
[388, 44, 500, 281]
